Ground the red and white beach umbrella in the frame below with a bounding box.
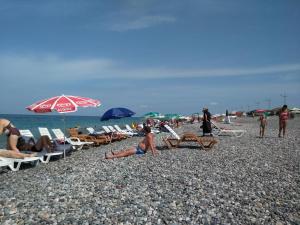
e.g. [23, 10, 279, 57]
[26, 95, 101, 158]
[26, 95, 101, 113]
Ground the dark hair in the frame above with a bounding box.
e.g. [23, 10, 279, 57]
[282, 105, 288, 110]
[143, 126, 151, 134]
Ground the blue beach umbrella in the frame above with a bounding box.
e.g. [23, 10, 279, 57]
[101, 107, 135, 121]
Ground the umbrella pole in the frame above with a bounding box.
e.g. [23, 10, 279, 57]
[109, 132, 113, 153]
[63, 114, 66, 159]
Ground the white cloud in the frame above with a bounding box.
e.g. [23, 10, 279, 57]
[1, 54, 300, 83]
[0, 54, 114, 82]
[109, 15, 176, 31]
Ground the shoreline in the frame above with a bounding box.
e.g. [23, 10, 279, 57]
[0, 117, 299, 224]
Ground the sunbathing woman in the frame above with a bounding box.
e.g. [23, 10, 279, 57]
[105, 126, 159, 159]
[278, 105, 289, 138]
[0, 118, 22, 152]
[0, 118, 54, 153]
[17, 135, 55, 153]
[0, 149, 37, 158]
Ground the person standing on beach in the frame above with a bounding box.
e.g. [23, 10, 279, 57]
[105, 126, 159, 159]
[278, 105, 289, 138]
[224, 109, 231, 124]
[202, 108, 212, 136]
[258, 114, 267, 138]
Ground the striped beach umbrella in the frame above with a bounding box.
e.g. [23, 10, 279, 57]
[26, 95, 100, 113]
[26, 95, 101, 158]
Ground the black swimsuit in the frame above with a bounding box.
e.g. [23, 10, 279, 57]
[5, 123, 21, 137]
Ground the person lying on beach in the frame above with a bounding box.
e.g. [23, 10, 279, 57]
[0, 149, 37, 159]
[258, 114, 267, 138]
[17, 135, 55, 153]
[0, 118, 22, 152]
[105, 126, 159, 159]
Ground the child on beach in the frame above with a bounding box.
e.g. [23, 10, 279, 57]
[105, 126, 159, 159]
[258, 114, 267, 138]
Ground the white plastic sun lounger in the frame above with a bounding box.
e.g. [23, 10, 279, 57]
[52, 128, 93, 150]
[0, 150, 40, 171]
[113, 125, 134, 137]
[102, 126, 112, 134]
[0, 157, 14, 171]
[103, 125, 121, 134]
[164, 125, 181, 140]
[108, 125, 128, 138]
[19, 129, 63, 163]
[211, 121, 246, 137]
[107, 125, 120, 133]
[0, 157, 40, 171]
[38, 127, 53, 140]
[124, 124, 141, 136]
[102, 126, 125, 141]
[86, 127, 105, 135]
[38, 127, 73, 157]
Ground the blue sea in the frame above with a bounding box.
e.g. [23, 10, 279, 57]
[0, 114, 143, 148]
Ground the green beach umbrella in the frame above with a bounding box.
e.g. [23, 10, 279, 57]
[144, 112, 160, 118]
[163, 113, 181, 120]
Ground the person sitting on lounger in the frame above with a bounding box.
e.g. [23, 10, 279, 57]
[0, 118, 22, 152]
[17, 135, 55, 153]
[0, 149, 37, 159]
[0, 118, 54, 153]
[105, 126, 159, 159]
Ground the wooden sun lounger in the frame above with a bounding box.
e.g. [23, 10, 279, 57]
[162, 125, 217, 150]
[163, 133, 217, 150]
[68, 128, 109, 145]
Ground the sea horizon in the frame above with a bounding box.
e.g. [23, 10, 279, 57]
[0, 114, 143, 148]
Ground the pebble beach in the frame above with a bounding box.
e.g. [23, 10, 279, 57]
[0, 117, 299, 225]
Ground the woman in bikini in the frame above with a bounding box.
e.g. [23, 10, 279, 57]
[0, 118, 54, 153]
[0, 118, 22, 152]
[0, 119, 36, 158]
[278, 105, 289, 138]
[105, 126, 159, 159]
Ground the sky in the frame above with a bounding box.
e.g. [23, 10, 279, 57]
[0, 0, 299, 116]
